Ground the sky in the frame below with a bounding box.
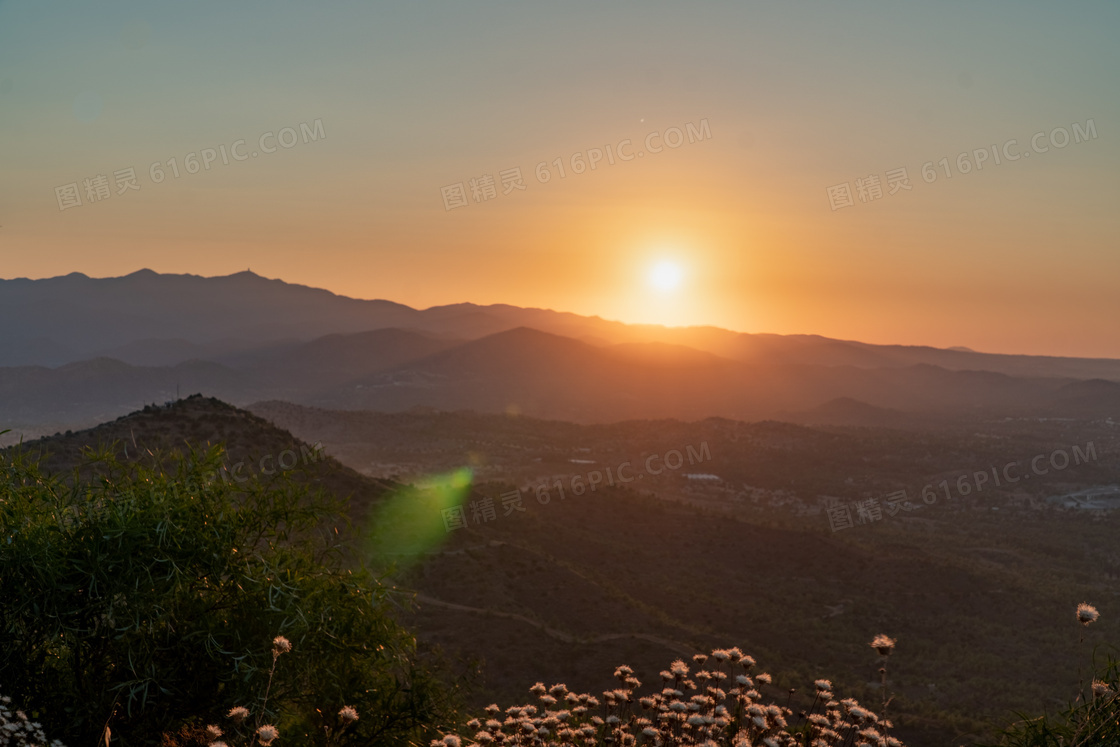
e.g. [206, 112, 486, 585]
[1, 1, 1118, 357]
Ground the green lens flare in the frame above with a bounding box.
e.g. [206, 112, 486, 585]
[363, 467, 473, 568]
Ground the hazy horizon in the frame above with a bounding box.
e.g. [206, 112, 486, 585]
[5, 265, 1120, 361]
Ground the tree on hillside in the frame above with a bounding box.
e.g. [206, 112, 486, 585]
[0, 443, 464, 746]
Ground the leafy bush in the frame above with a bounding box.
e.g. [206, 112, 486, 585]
[0, 444, 461, 746]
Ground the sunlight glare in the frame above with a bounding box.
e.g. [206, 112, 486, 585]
[649, 260, 684, 292]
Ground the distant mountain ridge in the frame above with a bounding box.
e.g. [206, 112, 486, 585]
[3, 269, 1120, 435]
[6, 269, 1120, 379]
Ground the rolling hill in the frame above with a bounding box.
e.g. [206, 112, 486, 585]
[11, 395, 1116, 746]
[4, 271, 1120, 439]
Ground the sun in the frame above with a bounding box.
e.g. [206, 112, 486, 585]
[649, 260, 684, 292]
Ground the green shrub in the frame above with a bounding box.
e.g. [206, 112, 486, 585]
[0, 444, 461, 746]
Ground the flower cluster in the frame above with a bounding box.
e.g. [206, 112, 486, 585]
[0, 695, 65, 747]
[432, 648, 905, 747]
[200, 636, 359, 747]
[207, 710, 282, 747]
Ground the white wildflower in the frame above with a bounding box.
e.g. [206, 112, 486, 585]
[1077, 603, 1100, 625]
[870, 634, 896, 655]
[257, 725, 279, 746]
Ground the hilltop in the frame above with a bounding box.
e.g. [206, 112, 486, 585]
[4, 394, 394, 526]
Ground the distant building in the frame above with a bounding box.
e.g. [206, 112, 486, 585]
[1046, 485, 1120, 511]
